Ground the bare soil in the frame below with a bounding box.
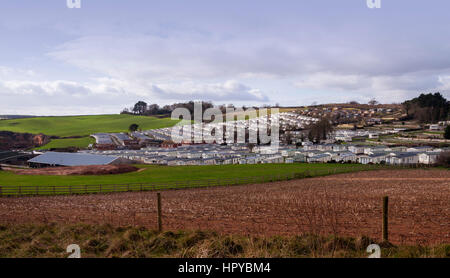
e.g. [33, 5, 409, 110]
[8, 164, 139, 175]
[0, 169, 448, 245]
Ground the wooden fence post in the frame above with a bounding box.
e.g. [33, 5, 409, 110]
[157, 192, 162, 232]
[382, 196, 389, 242]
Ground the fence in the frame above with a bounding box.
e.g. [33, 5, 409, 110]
[0, 163, 432, 197]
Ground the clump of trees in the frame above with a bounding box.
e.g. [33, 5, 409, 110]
[403, 93, 449, 123]
[307, 118, 334, 143]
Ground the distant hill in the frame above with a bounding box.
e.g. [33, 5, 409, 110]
[0, 115, 37, 120]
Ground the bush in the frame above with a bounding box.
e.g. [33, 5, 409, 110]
[436, 151, 450, 168]
[445, 126, 450, 140]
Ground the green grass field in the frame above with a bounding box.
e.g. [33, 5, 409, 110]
[0, 114, 179, 137]
[33, 137, 96, 150]
[0, 163, 384, 196]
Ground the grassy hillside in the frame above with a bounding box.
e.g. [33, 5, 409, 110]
[0, 164, 383, 194]
[0, 114, 179, 137]
[0, 224, 448, 258]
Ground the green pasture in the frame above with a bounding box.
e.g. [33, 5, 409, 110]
[0, 114, 179, 137]
[33, 137, 96, 150]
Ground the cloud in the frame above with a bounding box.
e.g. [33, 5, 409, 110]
[48, 32, 450, 80]
[150, 80, 269, 102]
[438, 75, 450, 91]
[45, 33, 450, 105]
[0, 66, 36, 80]
[294, 71, 450, 103]
[0, 77, 269, 115]
[4, 5, 450, 115]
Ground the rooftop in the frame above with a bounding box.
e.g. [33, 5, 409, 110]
[28, 152, 119, 166]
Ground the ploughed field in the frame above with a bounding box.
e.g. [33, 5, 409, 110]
[0, 169, 448, 245]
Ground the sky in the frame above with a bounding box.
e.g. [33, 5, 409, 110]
[1, 0, 450, 115]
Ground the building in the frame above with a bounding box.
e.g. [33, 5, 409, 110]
[111, 133, 139, 147]
[358, 153, 388, 164]
[91, 133, 116, 150]
[28, 152, 131, 167]
[407, 146, 434, 152]
[308, 153, 332, 163]
[386, 153, 419, 165]
[418, 152, 441, 165]
[429, 124, 442, 131]
[348, 145, 366, 154]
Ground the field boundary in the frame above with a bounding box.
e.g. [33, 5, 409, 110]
[0, 164, 435, 197]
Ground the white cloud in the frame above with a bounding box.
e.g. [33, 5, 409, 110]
[438, 75, 450, 91]
[150, 80, 269, 102]
[293, 71, 450, 103]
[0, 77, 269, 115]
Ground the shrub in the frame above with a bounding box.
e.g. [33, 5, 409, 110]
[445, 125, 450, 140]
[436, 151, 450, 168]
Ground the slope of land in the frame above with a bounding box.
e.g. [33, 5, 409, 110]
[0, 114, 179, 137]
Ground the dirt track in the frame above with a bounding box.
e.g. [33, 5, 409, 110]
[0, 169, 449, 245]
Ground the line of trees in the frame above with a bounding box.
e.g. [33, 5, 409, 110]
[121, 101, 217, 116]
[121, 101, 280, 117]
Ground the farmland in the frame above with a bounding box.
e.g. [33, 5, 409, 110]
[0, 163, 384, 192]
[0, 169, 448, 247]
[0, 114, 179, 137]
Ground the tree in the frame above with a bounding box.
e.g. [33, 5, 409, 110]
[129, 123, 139, 132]
[132, 101, 148, 115]
[445, 125, 450, 140]
[368, 98, 379, 106]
